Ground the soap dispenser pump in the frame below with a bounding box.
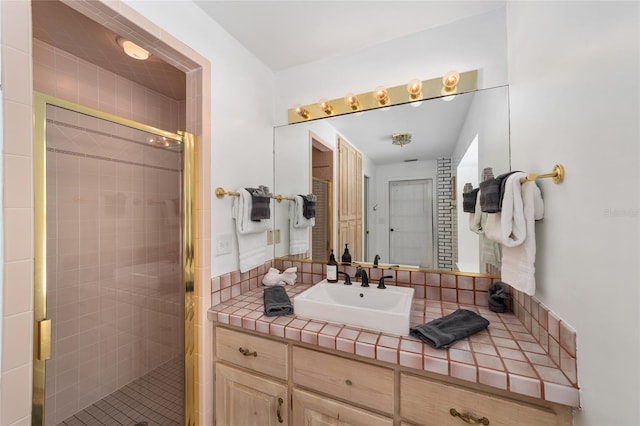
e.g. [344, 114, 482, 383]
[327, 250, 338, 283]
[341, 243, 352, 265]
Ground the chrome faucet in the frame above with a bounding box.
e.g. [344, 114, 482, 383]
[373, 254, 381, 267]
[355, 267, 369, 287]
[337, 271, 352, 285]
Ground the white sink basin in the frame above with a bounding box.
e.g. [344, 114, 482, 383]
[293, 280, 414, 336]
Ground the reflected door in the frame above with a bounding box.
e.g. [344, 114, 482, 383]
[389, 179, 433, 267]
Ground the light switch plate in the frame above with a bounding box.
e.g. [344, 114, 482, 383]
[214, 234, 232, 255]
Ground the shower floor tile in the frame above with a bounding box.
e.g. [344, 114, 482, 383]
[57, 357, 184, 426]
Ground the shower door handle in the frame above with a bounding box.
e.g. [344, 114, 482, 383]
[37, 319, 52, 361]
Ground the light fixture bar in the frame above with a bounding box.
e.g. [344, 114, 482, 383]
[287, 69, 478, 124]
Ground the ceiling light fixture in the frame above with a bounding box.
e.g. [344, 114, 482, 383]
[373, 86, 389, 106]
[318, 99, 334, 115]
[407, 79, 423, 100]
[117, 37, 150, 60]
[392, 133, 412, 147]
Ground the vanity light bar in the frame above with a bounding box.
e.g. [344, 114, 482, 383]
[287, 70, 478, 124]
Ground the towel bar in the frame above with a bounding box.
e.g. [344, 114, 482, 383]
[520, 164, 565, 184]
[215, 186, 294, 203]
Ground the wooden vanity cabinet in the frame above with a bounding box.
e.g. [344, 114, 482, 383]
[213, 326, 573, 426]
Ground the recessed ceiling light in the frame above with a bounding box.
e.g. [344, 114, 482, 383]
[117, 37, 150, 61]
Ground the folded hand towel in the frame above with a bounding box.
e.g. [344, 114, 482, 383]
[289, 196, 315, 255]
[263, 286, 293, 316]
[300, 194, 317, 219]
[488, 282, 511, 313]
[410, 309, 490, 349]
[246, 186, 272, 221]
[479, 178, 501, 213]
[233, 188, 270, 272]
[485, 173, 543, 295]
[463, 187, 479, 213]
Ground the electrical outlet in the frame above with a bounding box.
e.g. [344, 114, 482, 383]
[267, 230, 274, 245]
[214, 234, 232, 255]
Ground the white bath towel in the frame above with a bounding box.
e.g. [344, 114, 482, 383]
[289, 196, 315, 255]
[485, 172, 544, 295]
[469, 195, 501, 273]
[232, 188, 270, 272]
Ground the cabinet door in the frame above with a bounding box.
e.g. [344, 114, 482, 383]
[293, 388, 393, 426]
[216, 363, 288, 426]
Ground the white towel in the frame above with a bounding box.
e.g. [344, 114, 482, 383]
[232, 188, 270, 273]
[289, 195, 315, 255]
[469, 195, 501, 274]
[262, 267, 298, 286]
[485, 172, 544, 295]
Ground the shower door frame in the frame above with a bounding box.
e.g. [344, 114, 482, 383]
[31, 92, 198, 425]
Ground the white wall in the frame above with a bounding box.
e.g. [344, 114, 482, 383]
[123, 0, 275, 276]
[506, 2, 640, 425]
[274, 8, 508, 125]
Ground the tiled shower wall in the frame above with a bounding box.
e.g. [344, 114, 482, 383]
[44, 104, 184, 424]
[33, 39, 185, 132]
[32, 33, 188, 426]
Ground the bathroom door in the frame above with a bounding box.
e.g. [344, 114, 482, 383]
[32, 93, 197, 426]
[388, 179, 433, 268]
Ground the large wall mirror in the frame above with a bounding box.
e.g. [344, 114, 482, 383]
[273, 85, 510, 275]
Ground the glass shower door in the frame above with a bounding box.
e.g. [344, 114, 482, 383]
[34, 95, 188, 426]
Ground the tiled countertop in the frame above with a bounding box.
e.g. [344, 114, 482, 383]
[207, 283, 580, 408]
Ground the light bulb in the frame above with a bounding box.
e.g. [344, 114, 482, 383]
[442, 70, 460, 91]
[344, 93, 359, 111]
[318, 98, 334, 115]
[373, 86, 389, 106]
[294, 104, 310, 119]
[407, 79, 423, 100]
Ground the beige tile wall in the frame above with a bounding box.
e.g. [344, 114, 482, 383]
[33, 39, 185, 132]
[1, 1, 36, 425]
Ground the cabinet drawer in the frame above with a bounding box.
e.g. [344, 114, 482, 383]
[400, 373, 560, 426]
[293, 388, 393, 426]
[292, 346, 394, 414]
[215, 327, 288, 380]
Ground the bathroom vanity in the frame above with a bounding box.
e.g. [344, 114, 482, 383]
[209, 283, 576, 426]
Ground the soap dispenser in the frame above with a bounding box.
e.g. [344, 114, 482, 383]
[327, 250, 338, 283]
[341, 243, 352, 265]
